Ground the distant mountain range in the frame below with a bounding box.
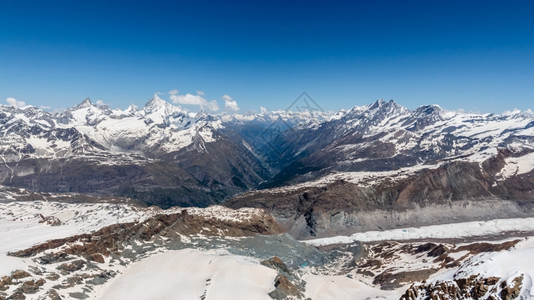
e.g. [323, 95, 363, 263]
[1, 98, 534, 235]
[0, 96, 331, 207]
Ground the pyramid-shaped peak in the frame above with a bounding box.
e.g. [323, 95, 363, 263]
[194, 110, 216, 122]
[144, 94, 172, 112]
[75, 97, 93, 109]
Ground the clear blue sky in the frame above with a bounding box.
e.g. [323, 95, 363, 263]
[1, 0, 533, 113]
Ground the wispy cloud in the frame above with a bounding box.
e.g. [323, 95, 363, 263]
[222, 94, 240, 112]
[6, 97, 27, 108]
[95, 99, 107, 106]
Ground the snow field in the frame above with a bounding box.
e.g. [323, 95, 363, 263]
[96, 249, 277, 300]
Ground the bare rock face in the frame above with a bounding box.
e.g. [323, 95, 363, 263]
[261, 257, 292, 275]
[269, 275, 303, 299]
[261, 256, 307, 300]
[57, 260, 86, 274]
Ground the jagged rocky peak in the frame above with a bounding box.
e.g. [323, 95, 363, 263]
[343, 99, 409, 125]
[75, 97, 93, 109]
[194, 110, 217, 122]
[195, 110, 208, 119]
[370, 99, 408, 114]
[20, 105, 47, 118]
[369, 98, 387, 109]
[345, 99, 408, 119]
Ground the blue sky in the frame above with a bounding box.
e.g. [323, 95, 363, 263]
[1, 0, 533, 113]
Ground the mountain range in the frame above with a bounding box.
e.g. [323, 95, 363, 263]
[1, 97, 534, 236]
[1, 97, 534, 299]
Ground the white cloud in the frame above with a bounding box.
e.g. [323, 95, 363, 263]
[170, 92, 219, 112]
[95, 100, 107, 106]
[206, 100, 219, 111]
[502, 109, 521, 116]
[196, 90, 205, 96]
[6, 97, 27, 108]
[222, 94, 240, 112]
[260, 106, 268, 114]
[168, 89, 178, 95]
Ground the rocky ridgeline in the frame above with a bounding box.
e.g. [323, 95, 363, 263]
[9, 208, 284, 260]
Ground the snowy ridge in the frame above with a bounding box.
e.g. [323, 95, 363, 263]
[0, 97, 337, 165]
[256, 162, 443, 194]
[327, 100, 534, 166]
[0, 97, 223, 163]
[2, 98, 533, 167]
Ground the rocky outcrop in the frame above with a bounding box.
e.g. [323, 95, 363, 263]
[401, 274, 524, 300]
[261, 257, 307, 300]
[9, 208, 284, 260]
[269, 275, 303, 299]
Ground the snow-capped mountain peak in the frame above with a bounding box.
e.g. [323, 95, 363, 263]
[143, 95, 172, 113]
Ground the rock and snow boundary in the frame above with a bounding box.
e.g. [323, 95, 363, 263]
[305, 217, 534, 246]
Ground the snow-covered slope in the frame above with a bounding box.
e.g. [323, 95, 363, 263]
[96, 249, 277, 300]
